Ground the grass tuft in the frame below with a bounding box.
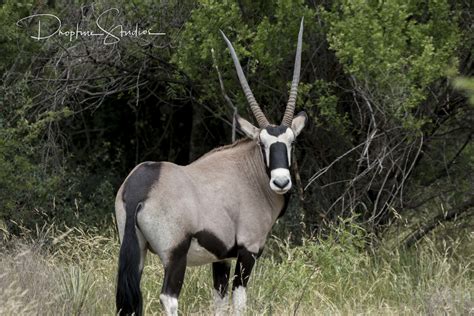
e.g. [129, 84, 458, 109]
[0, 224, 472, 315]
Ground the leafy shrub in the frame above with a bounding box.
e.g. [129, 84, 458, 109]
[325, 0, 460, 124]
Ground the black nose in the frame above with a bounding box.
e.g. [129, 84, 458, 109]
[273, 178, 290, 189]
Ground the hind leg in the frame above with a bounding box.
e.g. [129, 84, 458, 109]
[160, 239, 190, 316]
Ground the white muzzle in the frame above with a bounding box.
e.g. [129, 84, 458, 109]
[269, 168, 292, 194]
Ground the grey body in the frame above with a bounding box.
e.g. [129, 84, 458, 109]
[115, 139, 284, 267]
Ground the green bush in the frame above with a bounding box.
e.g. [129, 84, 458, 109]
[325, 0, 460, 124]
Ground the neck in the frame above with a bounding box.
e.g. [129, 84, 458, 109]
[192, 139, 285, 221]
[240, 142, 286, 220]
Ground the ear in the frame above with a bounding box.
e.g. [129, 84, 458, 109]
[236, 115, 259, 139]
[291, 111, 308, 137]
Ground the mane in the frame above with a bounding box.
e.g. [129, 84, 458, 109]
[193, 138, 253, 162]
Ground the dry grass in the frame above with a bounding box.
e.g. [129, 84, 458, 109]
[0, 224, 472, 315]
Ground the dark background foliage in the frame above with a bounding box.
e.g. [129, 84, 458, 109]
[0, 0, 472, 245]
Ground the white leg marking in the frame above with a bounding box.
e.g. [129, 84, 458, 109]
[213, 289, 229, 316]
[160, 294, 178, 316]
[232, 286, 247, 315]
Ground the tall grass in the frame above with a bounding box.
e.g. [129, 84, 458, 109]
[0, 223, 472, 315]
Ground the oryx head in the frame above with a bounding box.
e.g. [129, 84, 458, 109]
[221, 18, 307, 195]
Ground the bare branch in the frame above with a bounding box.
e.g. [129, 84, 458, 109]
[211, 48, 237, 142]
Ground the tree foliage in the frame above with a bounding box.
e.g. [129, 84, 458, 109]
[0, 0, 472, 241]
[326, 0, 459, 121]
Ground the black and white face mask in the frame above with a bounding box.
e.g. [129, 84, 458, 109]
[236, 111, 307, 195]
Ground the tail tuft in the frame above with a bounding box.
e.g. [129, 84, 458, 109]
[116, 203, 143, 315]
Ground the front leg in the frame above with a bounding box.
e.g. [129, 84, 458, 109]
[232, 247, 257, 315]
[213, 261, 231, 315]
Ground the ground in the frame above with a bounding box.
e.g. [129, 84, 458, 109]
[0, 224, 472, 315]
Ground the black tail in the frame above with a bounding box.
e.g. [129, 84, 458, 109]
[116, 203, 143, 315]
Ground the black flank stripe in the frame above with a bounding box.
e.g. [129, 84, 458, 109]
[194, 230, 238, 260]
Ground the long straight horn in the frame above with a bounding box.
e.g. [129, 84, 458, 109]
[220, 30, 270, 128]
[282, 18, 304, 127]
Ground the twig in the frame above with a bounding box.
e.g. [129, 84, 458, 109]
[304, 137, 381, 191]
[211, 48, 237, 142]
[292, 151, 305, 202]
[403, 196, 474, 248]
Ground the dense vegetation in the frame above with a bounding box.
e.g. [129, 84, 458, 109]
[1, 225, 472, 314]
[0, 0, 472, 314]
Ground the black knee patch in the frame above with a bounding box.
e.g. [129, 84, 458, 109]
[232, 247, 258, 289]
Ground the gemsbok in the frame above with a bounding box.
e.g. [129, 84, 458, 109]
[116, 18, 307, 316]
